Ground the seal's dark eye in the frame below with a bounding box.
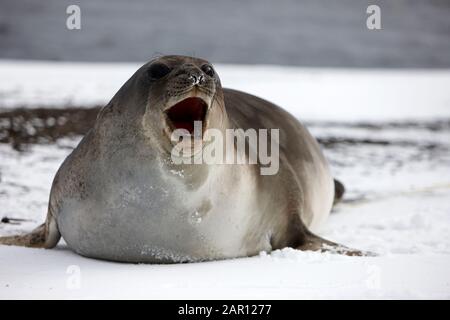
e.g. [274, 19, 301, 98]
[148, 63, 171, 80]
[201, 64, 215, 77]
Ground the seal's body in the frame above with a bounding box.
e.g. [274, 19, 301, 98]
[0, 56, 363, 262]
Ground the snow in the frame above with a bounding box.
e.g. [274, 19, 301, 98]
[1, 60, 450, 121]
[1, 246, 449, 299]
[1, 60, 450, 299]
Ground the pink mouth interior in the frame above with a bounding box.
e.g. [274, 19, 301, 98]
[166, 97, 207, 134]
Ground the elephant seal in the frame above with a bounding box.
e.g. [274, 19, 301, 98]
[0, 55, 365, 262]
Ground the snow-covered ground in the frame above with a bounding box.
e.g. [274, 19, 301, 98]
[0, 61, 450, 299]
[2, 60, 450, 121]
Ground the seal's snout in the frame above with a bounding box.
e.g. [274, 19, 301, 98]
[171, 63, 215, 93]
[166, 67, 214, 100]
[162, 63, 217, 137]
[153, 58, 221, 141]
[188, 74, 205, 86]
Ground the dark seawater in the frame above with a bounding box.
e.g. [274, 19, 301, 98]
[0, 0, 449, 67]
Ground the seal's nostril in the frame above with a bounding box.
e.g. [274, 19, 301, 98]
[198, 75, 205, 84]
[188, 74, 198, 84]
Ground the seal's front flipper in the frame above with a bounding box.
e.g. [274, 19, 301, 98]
[297, 231, 375, 256]
[0, 214, 60, 249]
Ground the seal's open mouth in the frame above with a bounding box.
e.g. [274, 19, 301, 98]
[165, 97, 208, 134]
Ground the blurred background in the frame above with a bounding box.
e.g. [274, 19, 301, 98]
[1, 0, 450, 67]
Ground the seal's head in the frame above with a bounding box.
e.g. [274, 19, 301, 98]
[141, 55, 226, 154]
